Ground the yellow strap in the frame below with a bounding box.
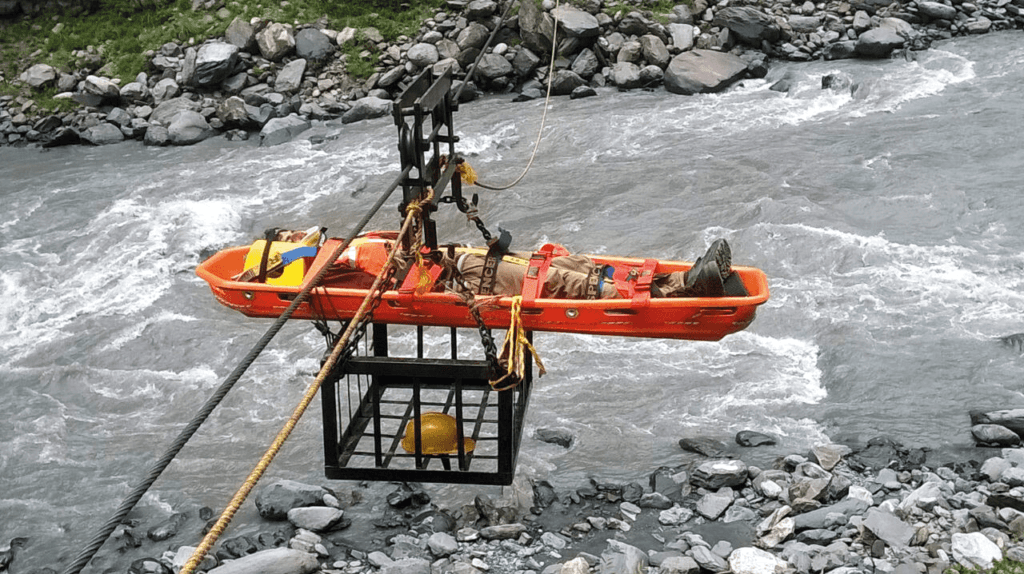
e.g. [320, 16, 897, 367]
[491, 295, 546, 390]
[454, 247, 530, 266]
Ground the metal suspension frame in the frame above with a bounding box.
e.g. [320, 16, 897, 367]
[320, 69, 533, 485]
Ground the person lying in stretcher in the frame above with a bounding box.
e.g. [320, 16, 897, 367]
[271, 229, 745, 299]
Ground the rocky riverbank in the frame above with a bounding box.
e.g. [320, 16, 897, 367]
[2, 0, 1023, 148]
[33, 435, 1024, 574]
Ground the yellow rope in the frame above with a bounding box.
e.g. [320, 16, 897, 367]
[491, 295, 546, 391]
[179, 192, 433, 574]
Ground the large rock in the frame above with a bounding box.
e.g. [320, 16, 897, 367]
[20, 63, 57, 88]
[456, 22, 490, 50]
[81, 123, 125, 145]
[712, 7, 780, 45]
[691, 459, 749, 490]
[668, 23, 696, 51]
[729, 547, 785, 574]
[83, 75, 121, 99]
[552, 4, 601, 38]
[167, 110, 213, 145]
[407, 43, 440, 68]
[664, 50, 748, 95]
[255, 479, 328, 520]
[149, 96, 201, 126]
[151, 78, 180, 104]
[257, 23, 296, 61]
[600, 540, 649, 574]
[640, 34, 670, 68]
[610, 62, 642, 89]
[193, 41, 239, 87]
[921, 0, 958, 19]
[224, 17, 257, 51]
[341, 96, 392, 124]
[259, 114, 311, 146]
[951, 532, 1002, 570]
[295, 27, 334, 61]
[206, 548, 319, 574]
[855, 18, 911, 58]
[971, 409, 1024, 437]
[861, 508, 915, 548]
[549, 70, 586, 96]
[518, 0, 555, 55]
[274, 58, 307, 93]
[286, 506, 345, 532]
[476, 53, 512, 80]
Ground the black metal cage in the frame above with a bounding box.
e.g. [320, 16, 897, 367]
[321, 323, 532, 485]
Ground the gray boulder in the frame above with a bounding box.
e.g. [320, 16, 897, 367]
[407, 43, 440, 68]
[668, 23, 696, 51]
[788, 15, 821, 33]
[918, 0, 957, 20]
[225, 17, 257, 51]
[465, 0, 497, 20]
[151, 78, 180, 104]
[143, 124, 170, 146]
[254, 479, 328, 519]
[518, 0, 555, 55]
[83, 75, 121, 99]
[855, 18, 913, 58]
[286, 506, 345, 532]
[640, 34, 670, 68]
[167, 110, 213, 145]
[150, 96, 201, 126]
[553, 4, 601, 38]
[712, 7, 780, 45]
[259, 113, 311, 146]
[664, 49, 748, 95]
[295, 27, 334, 61]
[691, 459, 749, 490]
[341, 96, 392, 124]
[862, 508, 915, 548]
[571, 48, 599, 79]
[601, 540, 649, 574]
[193, 41, 239, 87]
[206, 548, 319, 574]
[258, 22, 296, 61]
[477, 53, 513, 80]
[20, 63, 57, 88]
[550, 69, 586, 96]
[119, 81, 149, 102]
[610, 62, 642, 89]
[274, 58, 307, 93]
[81, 123, 125, 145]
[456, 22, 490, 50]
[512, 47, 541, 77]
[973, 424, 1021, 447]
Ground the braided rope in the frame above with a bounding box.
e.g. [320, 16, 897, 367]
[178, 191, 434, 574]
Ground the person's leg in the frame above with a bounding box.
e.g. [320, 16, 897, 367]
[654, 239, 732, 297]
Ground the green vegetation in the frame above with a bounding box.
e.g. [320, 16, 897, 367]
[0, 0, 445, 111]
[952, 559, 1024, 574]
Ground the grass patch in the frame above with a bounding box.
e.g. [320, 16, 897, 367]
[952, 560, 1024, 574]
[0, 0, 446, 93]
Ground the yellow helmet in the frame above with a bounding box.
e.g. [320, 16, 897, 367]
[401, 412, 476, 455]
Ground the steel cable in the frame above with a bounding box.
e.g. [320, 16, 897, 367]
[61, 165, 411, 574]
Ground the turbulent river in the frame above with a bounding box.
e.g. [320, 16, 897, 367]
[3, 31, 1024, 571]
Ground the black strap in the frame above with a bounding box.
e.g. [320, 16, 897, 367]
[257, 227, 279, 284]
[584, 265, 605, 300]
[478, 248, 501, 295]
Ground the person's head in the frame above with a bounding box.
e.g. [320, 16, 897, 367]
[275, 229, 307, 243]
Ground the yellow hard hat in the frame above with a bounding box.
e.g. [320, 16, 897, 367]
[401, 412, 476, 455]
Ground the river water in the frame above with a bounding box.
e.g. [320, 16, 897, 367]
[3, 32, 1024, 570]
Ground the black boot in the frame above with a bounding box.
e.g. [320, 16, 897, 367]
[681, 256, 724, 297]
[703, 238, 732, 281]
